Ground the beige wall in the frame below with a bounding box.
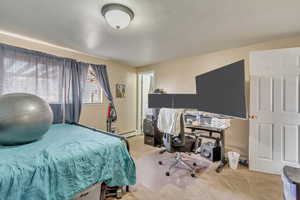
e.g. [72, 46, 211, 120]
[4, 30, 300, 156]
[0, 33, 137, 134]
[138, 35, 300, 158]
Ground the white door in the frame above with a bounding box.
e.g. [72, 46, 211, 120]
[249, 48, 300, 174]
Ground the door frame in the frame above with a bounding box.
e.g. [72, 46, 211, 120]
[137, 71, 155, 133]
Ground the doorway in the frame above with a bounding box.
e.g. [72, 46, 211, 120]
[137, 72, 155, 133]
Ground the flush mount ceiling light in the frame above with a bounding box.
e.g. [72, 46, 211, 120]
[101, 3, 134, 30]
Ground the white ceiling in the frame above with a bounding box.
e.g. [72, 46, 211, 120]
[0, 0, 300, 67]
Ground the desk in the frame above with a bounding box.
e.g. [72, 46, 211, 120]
[185, 125, 228, 173]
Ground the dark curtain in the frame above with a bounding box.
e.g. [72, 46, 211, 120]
[0, 43, 70, 123]
[49, 104, 63, 124]
[91, 64, 117, 129]
[91, 64, 114, 102]
[0, 42, 89, 124]
[64, 61, 89, 123]
[0, 46, 4, 94]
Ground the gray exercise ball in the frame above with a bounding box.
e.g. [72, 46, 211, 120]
[0, 93, 53, 145]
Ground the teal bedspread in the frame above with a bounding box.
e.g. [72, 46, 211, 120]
[0, 124, 136, 200]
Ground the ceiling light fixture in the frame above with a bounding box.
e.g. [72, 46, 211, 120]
[101, 3, 134, 30]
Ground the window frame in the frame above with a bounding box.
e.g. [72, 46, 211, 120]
[82, 66, 103, 104]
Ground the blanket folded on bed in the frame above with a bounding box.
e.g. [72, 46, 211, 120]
[0, 124, 136, 200]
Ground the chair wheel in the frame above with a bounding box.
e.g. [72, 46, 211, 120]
[165, 172, 170, 176]
[193, 162, 197, 166]
[158, 161, 163, 165]
[191, 173, 196, 178]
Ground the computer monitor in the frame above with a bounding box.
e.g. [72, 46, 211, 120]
[195, 60, 247, 119]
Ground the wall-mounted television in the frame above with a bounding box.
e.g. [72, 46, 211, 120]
[148, 60, 247, 119]
[195, 60, 246, 119]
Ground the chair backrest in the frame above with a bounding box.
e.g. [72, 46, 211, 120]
[177, 113, 186, 145]
[163, 113, 185, 152]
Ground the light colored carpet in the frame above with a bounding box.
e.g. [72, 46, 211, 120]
[136, 151, 211, 190]
[120, 136, 282, 200]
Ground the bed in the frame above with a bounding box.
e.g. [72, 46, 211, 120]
[0, 123, 136, 200]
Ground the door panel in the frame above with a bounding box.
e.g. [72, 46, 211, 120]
[282, 125, 298, 163]
[258, 77, 273, 112]
[283, 76, 299, 113]
[250, 48, 300, 174]
[257, 123, 273, 160]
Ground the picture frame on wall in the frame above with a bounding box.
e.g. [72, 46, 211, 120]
[116, 84, 126, 98]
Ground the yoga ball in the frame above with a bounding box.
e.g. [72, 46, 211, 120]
[0, 93, 53, 145]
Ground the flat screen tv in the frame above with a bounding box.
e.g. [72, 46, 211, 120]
[195, 60, 247, 119]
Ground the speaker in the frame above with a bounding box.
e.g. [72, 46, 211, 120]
[143, 118, 154, 136]
[199, 142, 221, 162]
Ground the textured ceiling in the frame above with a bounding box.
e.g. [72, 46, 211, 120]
[0, 0, 300, 66]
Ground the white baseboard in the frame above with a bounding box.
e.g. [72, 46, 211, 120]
[119, 130, 142, 138]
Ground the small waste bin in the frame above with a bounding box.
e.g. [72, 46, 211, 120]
[228, 151, 240, 169]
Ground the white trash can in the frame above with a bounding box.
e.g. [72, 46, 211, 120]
[228, 151, 240, 169]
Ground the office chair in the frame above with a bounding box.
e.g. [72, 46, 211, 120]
[158, 113, 197, 177]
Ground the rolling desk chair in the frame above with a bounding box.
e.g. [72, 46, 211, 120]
[158, 113, 197, 177]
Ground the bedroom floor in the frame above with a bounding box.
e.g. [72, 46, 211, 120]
[119, 135, 282, 200]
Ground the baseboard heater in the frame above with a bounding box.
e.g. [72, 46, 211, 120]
[119, 130, 139, 138]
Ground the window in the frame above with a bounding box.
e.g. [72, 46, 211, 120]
[82, 66, 103, 104]
[2, 58, 63, 104]
[1, 55, 102, 104]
